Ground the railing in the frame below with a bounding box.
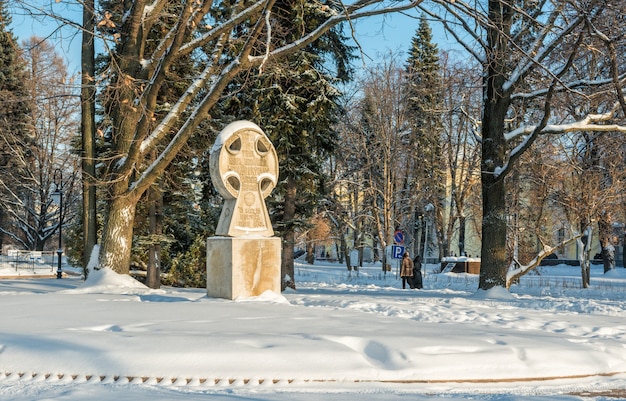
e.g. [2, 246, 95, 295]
[0, 251, 57, 272]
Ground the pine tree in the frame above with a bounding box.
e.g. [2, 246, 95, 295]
[0, 3, 29, 128]
[406, 18, 441, 138]
[0, 1, 30, 135]
[218, 0, 354, 290]
[259, 52, 344, 291]
[0, 1, 33, 251]
[404, 18, 446, 258]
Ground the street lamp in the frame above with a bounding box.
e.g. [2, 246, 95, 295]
[51, 169, 63, 279]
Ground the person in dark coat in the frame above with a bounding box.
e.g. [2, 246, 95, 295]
[412, 254, 423, 289]
[400, 251, 414, 289]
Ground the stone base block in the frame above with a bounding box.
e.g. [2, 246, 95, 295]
[206, 236, 281, 300]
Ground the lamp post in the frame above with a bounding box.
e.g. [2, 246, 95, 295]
[51, 169, 63, 279]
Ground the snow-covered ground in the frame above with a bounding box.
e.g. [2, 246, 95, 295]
[1, 257, 626, 400]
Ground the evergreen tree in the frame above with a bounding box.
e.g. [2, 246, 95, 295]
[0, 2, 33, 250]
[404, 18, 446, 258]
[259, 51, 344, 291]
[0, 4, 29, 129]
[219, 0, 354, 290]
[406, 18, 441, 134]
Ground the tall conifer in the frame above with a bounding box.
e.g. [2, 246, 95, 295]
[404, 17, 446, 257]
[219, 0, 354, 289]
[0, 1, 32, 250]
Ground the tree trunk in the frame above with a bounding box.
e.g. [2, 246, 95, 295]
[580, 232, 591, 288]
[458, 215, 466, 256]
[413, 209, 421, 258]
[419, 217, 426, 261]
[477, 0, 512, 290]
[0, 211, 3, 251]
[477, 84, 509, 289]
[598, 212, 615, 273]
[81, 0, 97, 272]
[339, 234, 348, 269]
[98, 196, 137, 274]
[623, 233, 626, 269]
[281, 176, 297, 290]
[372, 235, 379, 262]
[622, 234, 626, 268]
[335, 241, 343, 264]
[306, 240, 315, 264]
[146, 186, 162, 289]
[479, 177, 508, 289]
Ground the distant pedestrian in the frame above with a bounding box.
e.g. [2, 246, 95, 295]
[412, 255, 423, 289]
[400, 251, 414, 289]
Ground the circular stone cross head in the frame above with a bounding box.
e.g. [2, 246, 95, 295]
[210, 121, 279, 237]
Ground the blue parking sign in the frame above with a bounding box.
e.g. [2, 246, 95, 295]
[392, 245, 405, 259]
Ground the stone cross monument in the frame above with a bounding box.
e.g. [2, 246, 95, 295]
[206, 121, 281, 299]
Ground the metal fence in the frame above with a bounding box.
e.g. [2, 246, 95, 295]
[0, 251, 57, 272]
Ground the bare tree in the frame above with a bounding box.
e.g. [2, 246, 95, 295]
[327, 85, 377, 269]
[554, 132, 626, 285]
[439, 52, 482, 258]
[0, 37, 79, 250]
[503, 136, 582, 287]
[354, 56, 415, 269]
[422, 0, 626, 290]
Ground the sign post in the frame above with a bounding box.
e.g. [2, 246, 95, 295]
[392, 245, 405, 279]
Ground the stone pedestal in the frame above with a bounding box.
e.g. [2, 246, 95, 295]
[206, 236, 281, 299]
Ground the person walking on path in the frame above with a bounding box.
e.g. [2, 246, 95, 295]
[400, 251, 415, 289]
[413, 254, 423, 289]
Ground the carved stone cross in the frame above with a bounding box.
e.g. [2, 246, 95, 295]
[210, 121, 279, 237]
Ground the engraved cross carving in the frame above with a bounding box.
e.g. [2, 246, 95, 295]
[210, 121, 278, 237]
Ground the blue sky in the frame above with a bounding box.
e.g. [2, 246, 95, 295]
[350, 13, 420, 61]
[10, 2, 83, 74]
[9, 5, 454, 75]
